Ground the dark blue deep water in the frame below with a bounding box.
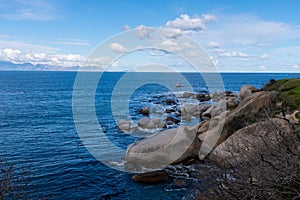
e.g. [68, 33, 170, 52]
[0, 71, 298, 199]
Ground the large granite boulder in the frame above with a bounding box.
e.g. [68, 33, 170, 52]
[125, 126, 200, 172]
[198, 91, 278, 159]
[208, 118, 292, 167]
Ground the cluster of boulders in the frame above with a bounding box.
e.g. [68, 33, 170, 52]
[118, 89, 241, 132]
[124, 83, 300, 183]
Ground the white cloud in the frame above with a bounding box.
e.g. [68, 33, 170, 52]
[0, 48, 84, 67]
[123, 25, 131, 31]
[208, 41, 221, 48]
[52, 39, 90, 46]
[1, 0, 56, 21]
[260, 53, 269, 60]
[219, 51, 250, 58]
[165, 14, 217, 33]
[109, 42, 127, 53]
[136, 25, 151, 39]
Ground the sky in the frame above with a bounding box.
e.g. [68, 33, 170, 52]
[0, 0, 300, 72]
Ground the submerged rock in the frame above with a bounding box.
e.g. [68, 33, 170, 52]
[132, 170, 169, 184]
[139, 106, 150, 115]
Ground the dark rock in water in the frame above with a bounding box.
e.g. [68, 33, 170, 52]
[165, 99, 177, 105]
[165, 108, 176, 113]
[195, 94, 210, 102]
[174, 178, 186, 186]
[166, 116, 181, 124]
[132, 170, 169, 184]
[139, 106, 150, 115]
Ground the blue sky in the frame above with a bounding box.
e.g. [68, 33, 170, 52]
[0, 0, 300, 72]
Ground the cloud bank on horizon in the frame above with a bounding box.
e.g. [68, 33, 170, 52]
[0, 0, 300, 72]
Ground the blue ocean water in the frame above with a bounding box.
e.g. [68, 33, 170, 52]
[0, 71, 298, 199]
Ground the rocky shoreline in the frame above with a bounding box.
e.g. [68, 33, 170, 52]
[121, 78, 300, 197]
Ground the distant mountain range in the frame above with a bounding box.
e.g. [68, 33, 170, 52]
[0, 61, 85, 71]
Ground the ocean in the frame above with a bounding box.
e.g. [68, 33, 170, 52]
[0, 71, 298, 199]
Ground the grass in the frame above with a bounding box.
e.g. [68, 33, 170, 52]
[263, 78, 300, 111]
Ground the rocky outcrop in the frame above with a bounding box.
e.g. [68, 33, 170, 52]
[240, 85, 257, 99]
[208, 118, 292, 167]
[125, 126, 200, 171]
[197, 91, 278, 159]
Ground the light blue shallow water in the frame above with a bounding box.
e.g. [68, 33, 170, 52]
[0, 71, 298, 199]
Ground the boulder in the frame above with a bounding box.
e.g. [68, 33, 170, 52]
[182, 92, 194, 98]
[166, 116, 180, 125]
[118, 120, 131, 131]
[165, 99, 176, 105]
[198, 91, 278, 159]
[125, 126, 200, 171]
[176, 83, 184, 87]
[132, 170, 169, 184]
[182, 114, 192, 122]
[226, 97, 239, 109]
[140, 106, 150, 115]
[208, 118, 292, 168]
[240, 85, 257, 99]
[138, 118, 155, 129]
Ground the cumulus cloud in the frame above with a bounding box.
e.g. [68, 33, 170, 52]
[165, 14, 217, 33]
[292, 64, 299, 69]
[208, 41, 221, 48]
[123, 25, 131, 31]
[0, 48, 83, 67]
[136, 25, 151, 39]
[109, 42, 127, 53]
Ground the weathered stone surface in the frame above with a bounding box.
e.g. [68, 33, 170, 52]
[198, 91, 278, 159]
[285, 110, 300, 124]
[240, 85, 257, 99]
[125, 126, 200, 171]
[138, 117, 155, 129]
[208, 118, 292, 167]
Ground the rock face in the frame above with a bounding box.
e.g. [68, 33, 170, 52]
[240, 85, 257, 99]
[208, 118, 292, 167]
[132, 170, 169, 184]
[125, 126, 200, 171]
[198, 91, 278, 159]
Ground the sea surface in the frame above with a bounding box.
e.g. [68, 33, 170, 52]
[0, 71, 298, 199]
